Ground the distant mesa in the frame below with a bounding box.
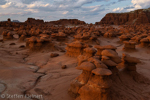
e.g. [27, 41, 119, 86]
[12, 20, 20, 23]
[0, 17, 86, 27]
[25, 18, 44, 24]
[24, 18, 86, 25]
[96, 7, 150, 25]
[45, 19, 86, 25]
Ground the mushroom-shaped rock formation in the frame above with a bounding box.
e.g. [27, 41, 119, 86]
[133, 34, 148, 43]
[92, 68, 112, 75]
[101, 56, 117, 67]
[77, 55, 88, 66]
[103, 45, 117, 51]
[26, 36, 54, 51]
[74, 31, 99, 44]
[94, 45, 117, 56]
[101, 49, 121, 73]
[94, 45, 105, 56]
[68, 61, 95, 98]
[104, 31, 116, 38]
[88, 57, 108, 68]
[123, 41, 136, 50]
[146, 36, 150, 41]
[122, 53, 141, 71]
[101, 49, 122, 64]
[27, 36, 37, 50]
[65, 41, 85, 57]
[140, 38, 149, 47]
[83, 47, 96, 58]
[76, 61, 96, 71]
[18, 34, 26, 42]
[101, 49, 118, 57]
[78, 68, 112, 100]
[2, 31, 14, 40]
[119, 34, 131, 41]
[51, 32, 67, 41]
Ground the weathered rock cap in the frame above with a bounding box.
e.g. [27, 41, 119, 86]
[76, 61, 96, 71]
[103, 45, 117, 50]
[101, 49, 118, 57]
[94, 45, 104, 50]
[140, 38, 149, 43]
[122, 53, 141, 63]
[39, 34, 50, 38]
[83, 47, 96, 53]
[94, 45, 117, 50]
[101, 55, 118, 67]
[36, 38, 44, 43]
[146, 36, 150, 41]
[67, 41, 84, 48]
[102, 56, 110, 60]
[58, 32, 67, 37]
[92, 68, 112, 76]
[88, 57, 108, 68]
[123, 41, 136, 45]
[28, 36, 36, 42]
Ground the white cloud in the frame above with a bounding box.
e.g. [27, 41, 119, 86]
[27, 3, 36, 8]
[132, 0, 150, 5]
[131, 0, 150, 9]
[1, 2, 13, 8]
[27, 1, 50, 8]
[62, 11, 68, 14]
[113, 7, 123, 12]
[127, 5, 142, 11]
[91, 7, 98, 11]
[24, 9, 39, 13]
[90, 5, 102, 12]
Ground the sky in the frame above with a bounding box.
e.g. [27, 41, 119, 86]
[0, 0, 150, 23]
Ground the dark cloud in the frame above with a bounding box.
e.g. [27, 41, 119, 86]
[0, 0, 7, 5]
[54, 0, 108, 8]
[21, 0, 39, 4]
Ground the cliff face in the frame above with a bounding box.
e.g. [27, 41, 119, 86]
[96, 8, 150, 25]
[46, 19, 86, 25]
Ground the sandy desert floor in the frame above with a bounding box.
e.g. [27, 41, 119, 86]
[0, 26, 150, 100]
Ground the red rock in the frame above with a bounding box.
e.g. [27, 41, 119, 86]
[50, 53, 59, 58]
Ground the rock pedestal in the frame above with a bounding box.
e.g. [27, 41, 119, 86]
[123, 41, 136, 50]
[65, 41, 85, 57]
[122, 54, 140, 71]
